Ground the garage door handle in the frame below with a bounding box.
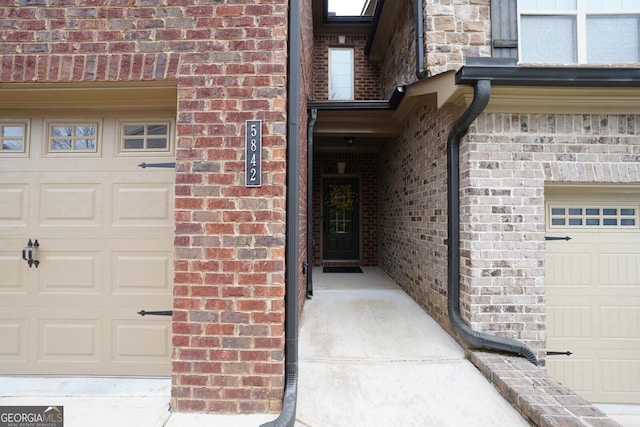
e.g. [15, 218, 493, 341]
[137, 310, 173, 317]
[547, 351, 573, 356]
[22, 239, 39, 268]
[138, 162, 176, 169]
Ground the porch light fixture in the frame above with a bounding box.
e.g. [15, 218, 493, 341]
[338, 35, 346, 44]
[337, 161, 346, 174]
[344, 136, 354, 145]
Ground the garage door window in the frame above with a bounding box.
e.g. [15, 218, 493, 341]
[0, 122, 27, 154]
[120, 122, 171, 152]
[47, 122, 99, 153]
[549, 206, 638, 227]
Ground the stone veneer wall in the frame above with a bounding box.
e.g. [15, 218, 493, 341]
[0, 0, 290, 414]
[425, 0, 491, 75]
[378, 0, 492, 98]
[378, 103, 453, 327]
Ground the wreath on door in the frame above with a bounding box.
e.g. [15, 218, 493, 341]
[326, 184, 356, 212]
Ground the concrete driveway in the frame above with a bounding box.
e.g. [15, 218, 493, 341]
[1, 267, 636, 426]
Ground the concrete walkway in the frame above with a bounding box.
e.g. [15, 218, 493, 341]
[1, 267, 637, 426]
[295, 267, 529, 427]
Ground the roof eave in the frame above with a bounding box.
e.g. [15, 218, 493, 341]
[457, 58, 640, 87]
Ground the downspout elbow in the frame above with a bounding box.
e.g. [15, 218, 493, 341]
[447, 79, 538, 366]
[448, 299, 538, 365]
[261, 375, 297, 427]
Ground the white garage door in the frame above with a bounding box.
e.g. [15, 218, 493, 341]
[0, 112, 174, 376]
[546, 186, 640, 403]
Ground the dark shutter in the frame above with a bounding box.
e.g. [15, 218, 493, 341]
[491, 0, 518, 59]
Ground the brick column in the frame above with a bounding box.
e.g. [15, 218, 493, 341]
[171, 2, 289, 413]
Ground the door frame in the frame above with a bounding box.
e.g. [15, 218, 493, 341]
[321, 174, 362, 263]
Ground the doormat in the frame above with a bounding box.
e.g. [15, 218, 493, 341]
[323, 266, 363, 273]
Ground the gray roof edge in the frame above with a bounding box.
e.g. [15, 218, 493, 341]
[458, 57, 640, 87]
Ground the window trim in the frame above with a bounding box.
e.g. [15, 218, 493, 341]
[517, 0, 640, 64]
[44, 119, 101, 157]
[548, 204, 639, 229]
[0, 120, 29, 157]
[328, 47, 355, 101]
[116, 119, 175, 157]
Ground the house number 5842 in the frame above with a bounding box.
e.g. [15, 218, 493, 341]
[245, 120, 262, 187]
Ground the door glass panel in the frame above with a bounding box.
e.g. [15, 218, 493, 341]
[328, 185, 355, 234]
[329, 209, 353, 234]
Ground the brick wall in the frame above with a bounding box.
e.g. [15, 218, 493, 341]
[381, 106, 640, 363]
[379, 0, 416, 99]
[313, 152, 379, 266]
[424, 0, 491, 75]
[313, 35, 381, 101]
[378, 102, 453, 327]
[461, 111, 640, 362]
[0, 0, 289, 414]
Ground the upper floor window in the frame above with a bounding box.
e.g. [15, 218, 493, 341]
[329, 47, 354, 100]
[518, 0, 640, 64]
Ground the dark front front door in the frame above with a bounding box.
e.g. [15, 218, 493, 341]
[323, 177, 360, 261]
